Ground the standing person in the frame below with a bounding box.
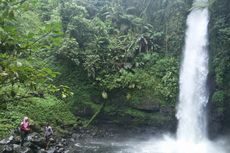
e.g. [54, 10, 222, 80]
[20, 116, 30, 146]
[45, 123, 53, 150]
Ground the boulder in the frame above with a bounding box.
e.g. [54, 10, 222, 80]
[37, 149, 48, 153]
[2, 145, 13, 153]
[14, 146, 32, 153]
[54, 147, 65, 153]
[56, 143, 64, 148]
[12, 136, 21, 144]
[71, 133, 81, 140]
[23, 141, 32, 148]
[46, 148, 56, 153]
[24, 132, 46, 148]
[31, 136, 46, 148]
[132, 101, 160, 112]
[13, 144, 20, 151]
[0, 136, 14, 145]
[61, 139, 67, 146]
[27, 132, 39, 141]
[0, 145, 4, 152]
[0, 139, 9, 145]
[20, 147, 33, 153]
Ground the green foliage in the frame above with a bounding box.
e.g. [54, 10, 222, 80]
[57, 37, 80, 65]
[0, 0, 71, 103]
[120, 0, 189, 55]
[60, 0, 87, 30]
[209, 0, 230, 125]
[212, 91, 224, 106]
[60, 4, 162, 82]
[0, 0, 62, 55]
[190, 0, 217, 10]
[102, 106, 172, 126]
[190, 1, 209, 10]
[0, 54, 54, 101]
[0, 95, 76, 138]
[55, 0, 181, 125]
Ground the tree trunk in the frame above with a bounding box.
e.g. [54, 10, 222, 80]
[84, 101, 106, 127]
[165, 23, 168, 54]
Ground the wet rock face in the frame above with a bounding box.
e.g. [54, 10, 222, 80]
[208, 105, 224, 138]
[131, 101, 160, 112]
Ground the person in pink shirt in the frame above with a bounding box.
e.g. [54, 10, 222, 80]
[20, 116, 30, 146]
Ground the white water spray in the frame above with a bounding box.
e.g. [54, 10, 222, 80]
[176, 0, 209, 142]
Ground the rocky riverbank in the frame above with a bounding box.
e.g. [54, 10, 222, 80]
[0, 131, 70, 153]
[0, 124, 165, 153]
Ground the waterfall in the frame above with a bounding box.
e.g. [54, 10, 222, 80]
[176, 0, 209, 142]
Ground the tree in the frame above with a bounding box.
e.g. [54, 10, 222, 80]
[0, 0, 70, 103]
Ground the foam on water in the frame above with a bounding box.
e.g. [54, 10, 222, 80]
[122, 134, 228, 153]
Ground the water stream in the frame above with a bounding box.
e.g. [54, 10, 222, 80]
[176, 0, 209, 142]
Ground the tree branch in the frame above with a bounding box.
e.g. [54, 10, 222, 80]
[12, 0, 28, 6]
[20, 32, 51, 50]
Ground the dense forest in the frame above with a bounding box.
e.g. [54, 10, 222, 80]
[0, 0, 229, 139]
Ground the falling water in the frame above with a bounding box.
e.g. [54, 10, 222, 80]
[176, 0, 209, 142]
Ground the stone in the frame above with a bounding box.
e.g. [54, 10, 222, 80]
[71, 133, 81, 139]
[46, 148, 56, 153]
[2, 145, 13, 153]
[13, 144, 20, 150]
[61, 139, 66, 144]
[0, 136, 14, 145]
[20, 147, 33, 153]
[13, 136, 21, 144]
[74, 143, 80, 147]
[49, 138, 55, 143]
[23, 141, 32, 148]
[31, 136, 46, 148]
[64, 150, 69, 153]
[8, 136, 13, 142]
[55, 147, 64, 153]
[37, 149, 48, 153]
[56, 143, 64, 148]
[132, 101, 160, 112]
[0, 145, 4, 152]
[27, 132, 39, 141]
[0, 139, 8, 145]
[73, 124, 80, 131]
